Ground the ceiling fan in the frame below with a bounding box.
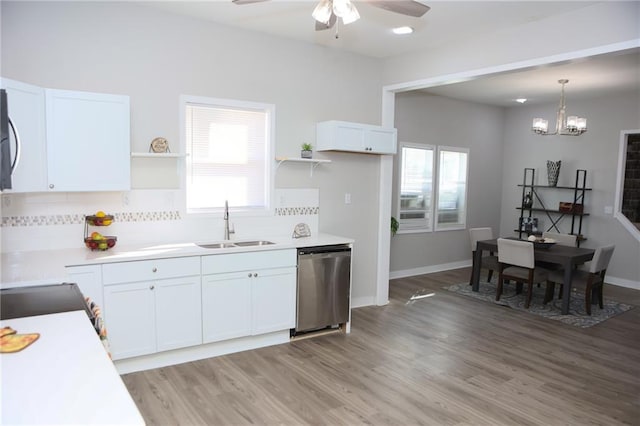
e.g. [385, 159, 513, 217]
[232, 0, 430, 32]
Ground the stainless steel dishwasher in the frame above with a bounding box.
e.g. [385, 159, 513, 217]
[295, 245, 351, 335]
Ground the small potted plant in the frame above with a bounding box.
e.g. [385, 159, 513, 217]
[301, 143, 313, 159]
[391, 216, 399, 236]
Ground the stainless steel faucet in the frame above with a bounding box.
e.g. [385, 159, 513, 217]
[224, 200, 232, 240]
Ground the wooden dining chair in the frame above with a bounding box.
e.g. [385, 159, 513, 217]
[468, 227, 498, 285]
[544, 245, 615, 315]
[496, 238, 550, 309]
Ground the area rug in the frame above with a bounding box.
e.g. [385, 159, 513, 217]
[445, 279, 633, 328]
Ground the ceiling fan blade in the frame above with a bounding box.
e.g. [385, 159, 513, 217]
[232, 0, 270, 5]
[315, 13, 337, 31]
[366, 1, 430, 17]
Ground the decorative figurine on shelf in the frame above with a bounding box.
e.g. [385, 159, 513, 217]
[523, 192, 533, 208]
[301, 143, 313, 159]
[149, 137, 170, 153]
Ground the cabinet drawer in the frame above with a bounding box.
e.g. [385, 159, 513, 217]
[103, 256, 200, 285]
[202, 249, 296, 275]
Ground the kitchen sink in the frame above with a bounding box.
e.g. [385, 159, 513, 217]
[197, 240, 275, 249]
[233, 240, 275, 247]
[198, 242, 238, 249]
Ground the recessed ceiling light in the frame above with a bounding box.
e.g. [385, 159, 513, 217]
[516, 98, 527, 104]
[392, 26, 414, 35]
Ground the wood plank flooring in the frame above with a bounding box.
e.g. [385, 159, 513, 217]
[122, 268, 640, 425]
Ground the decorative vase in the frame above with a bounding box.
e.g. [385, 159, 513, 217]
[546, 160, 561, 187]
[301, 149, 312, 159]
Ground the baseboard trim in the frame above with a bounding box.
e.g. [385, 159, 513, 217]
[389, 260, 471, 280]
[606, 275, 640, 290]
[390, 260, 639, 291]
[351, 296, 376, 308]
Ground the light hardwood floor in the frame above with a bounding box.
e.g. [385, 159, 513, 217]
[122, 268, 640, 425]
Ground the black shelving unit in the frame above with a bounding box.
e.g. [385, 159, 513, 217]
[516, 168, 591, 246]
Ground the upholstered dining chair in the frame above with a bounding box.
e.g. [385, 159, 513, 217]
[468, 227, 499, 285]
[544, 245, 615, 315]
[496, 238, 550, 309]
[542, 231, 577, 247]
[537, 232, 579, 276]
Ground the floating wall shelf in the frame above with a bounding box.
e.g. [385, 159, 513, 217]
[275, 157, 331, 177]
[131, 152, 188, 158]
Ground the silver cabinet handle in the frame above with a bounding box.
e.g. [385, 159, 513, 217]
[150, 285, 155, 290]
[152, 267, 157, 273]
[248, 273, 252, 277]
[253, 273, 258, 278]
[49, 184, 54, 189]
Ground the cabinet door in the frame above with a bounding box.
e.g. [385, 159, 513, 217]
[0, 78, 47, 192]
[251, 266, 296, 335]
[45, 89, 130, 191]
[366, 127, 397, 154]
[155, 275, 202, 352]
[334, 123, 366, 152]
[202, 272, 252, 343]
[103, 281, 156, 360]
[66, 264, 103, 309]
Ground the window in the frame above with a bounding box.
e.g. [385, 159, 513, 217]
[435, 147, 468, 231]
[396, 143, 468, 233]
[398, 144, 435, 230]
[614, 130, 640, 240]
[182, 96, 274, 214]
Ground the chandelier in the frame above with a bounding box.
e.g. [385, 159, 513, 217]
[532, 79, 587, 136]
[312, 0, 360, 26]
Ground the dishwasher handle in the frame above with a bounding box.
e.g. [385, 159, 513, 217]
[298, 245, 351, 256]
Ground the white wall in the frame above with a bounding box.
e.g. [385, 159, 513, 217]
[390, 92, 505, 276]
[499, 90, 640, 286]
[0, 1, 385, 302]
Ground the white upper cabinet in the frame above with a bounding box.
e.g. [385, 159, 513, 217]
[1, 78, 47, 192]
[316, 120, 397, 155]
[46, 89, 130, 191]
[0, 77, 130, 192]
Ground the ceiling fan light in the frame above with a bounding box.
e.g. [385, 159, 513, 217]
[333, 0, 360, 24]
[341, 7, 360, 24]
[312, 0, 333, 24]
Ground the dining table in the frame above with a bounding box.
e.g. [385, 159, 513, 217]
[471, 238, 596, 315]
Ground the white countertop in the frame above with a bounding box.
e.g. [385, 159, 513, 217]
[1, 233, 353, 286]
[0, 310, 145, 425]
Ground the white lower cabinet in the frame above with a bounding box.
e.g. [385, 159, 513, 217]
[103, 281, 157, 360]
[251, 267, 296, 335]
[202, 272, 252, 343]
[97, 250, 296, 361]
[202, 249, 297, 344]
[66, 264, 103, 309]
[102, 257, 201, 360]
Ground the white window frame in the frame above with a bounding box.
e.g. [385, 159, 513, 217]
[397, 142, 435, 233]
[180, 95, 275, 217]
[434, 146, 469, 232]
[395, 143, 469, 234]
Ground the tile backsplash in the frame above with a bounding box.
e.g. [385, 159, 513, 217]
[0, 188, 319, 253]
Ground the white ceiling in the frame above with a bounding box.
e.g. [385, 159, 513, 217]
[144, 0, 639, 106]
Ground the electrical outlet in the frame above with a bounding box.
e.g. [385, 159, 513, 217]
[604, 205, 613, 215]
[122, 192, 130, 207]
[344, 193, 351, 204]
